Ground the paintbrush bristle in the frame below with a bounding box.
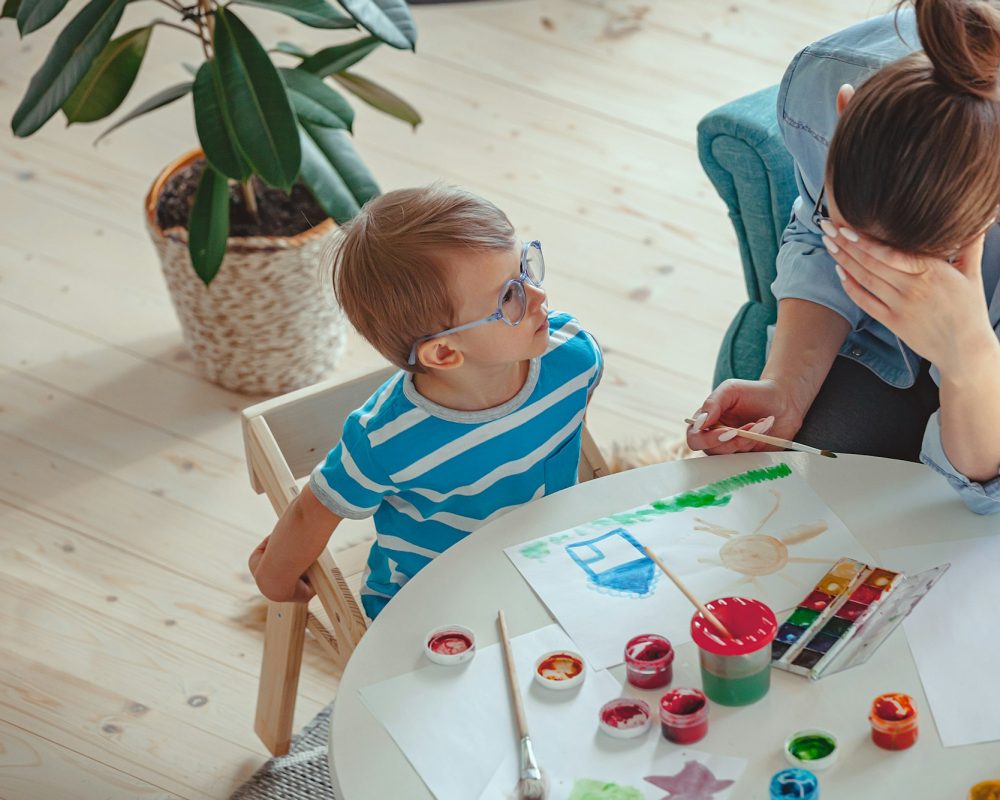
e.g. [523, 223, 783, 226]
[518, 777, 547, 800]
[820, 450, 837, 458]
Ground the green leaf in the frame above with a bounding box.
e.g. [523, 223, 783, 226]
[16, 0, 70, 35]
[335, 0, 414, 50]
[213, 6, 300, 190]
[280, 67, 353, 131]
[188, 164, 230, 285]
[194, 61, 251, 181]
[231, 0, 355, 29]
[272, 41, 309, 58]
[332, 70, 420, 128]
[62, 26, 151, 124]
[182, 62, 199, 77]
[299, 35, 380, 78]
[11, 0, 128, 136]
[3, 0, 22, 21]
[298, 122, 378, 221]
[95, 80, 192, 143]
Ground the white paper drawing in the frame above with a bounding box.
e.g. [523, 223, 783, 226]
[506, 464, 872, 669]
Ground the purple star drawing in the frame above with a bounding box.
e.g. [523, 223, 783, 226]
[644, 760, 735, 800]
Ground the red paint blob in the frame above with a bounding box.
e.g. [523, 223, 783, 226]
[624, 634, 674, 690]
[659, 688, 709, 744]
[802, 591, 834, 611]
[601, 702, 649, 728]
[536, 652, 583, 681]
[427, 632, 472, 655]
[850, 584, 882, 605]
[870, 693, 918, 750]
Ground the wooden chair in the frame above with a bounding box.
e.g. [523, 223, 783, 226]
[242, 363, 610, 755]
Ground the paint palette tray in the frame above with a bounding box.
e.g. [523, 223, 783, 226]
[771, 557, 949, 680]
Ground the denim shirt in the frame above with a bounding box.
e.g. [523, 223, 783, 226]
[773, 9, 1000, 513]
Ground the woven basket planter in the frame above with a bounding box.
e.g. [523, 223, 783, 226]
[145, 149, 347, 396]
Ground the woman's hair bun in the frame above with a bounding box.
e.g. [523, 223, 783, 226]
[913, 0, 1000, 98]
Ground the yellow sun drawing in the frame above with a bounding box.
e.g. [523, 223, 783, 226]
[694, 489, 830, 586]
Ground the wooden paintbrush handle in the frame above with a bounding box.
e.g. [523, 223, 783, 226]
[644, 547, 733, 639]
[497, 610, 530, 739]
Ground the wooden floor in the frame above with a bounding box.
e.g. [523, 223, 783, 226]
[0, 0, 881, 796]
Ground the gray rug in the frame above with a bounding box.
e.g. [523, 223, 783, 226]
[232, 704, 339, 800]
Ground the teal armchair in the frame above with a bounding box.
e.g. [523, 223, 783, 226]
[697, 86, 799, 386]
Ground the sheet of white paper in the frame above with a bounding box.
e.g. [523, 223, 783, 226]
[359, 624, 621, 800]
[506, 465, 871, 669]
[481, 747, 747, 800]
[883, 535, 1000, 747]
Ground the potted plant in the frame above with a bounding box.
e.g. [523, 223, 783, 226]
[6, 0, 420, 394]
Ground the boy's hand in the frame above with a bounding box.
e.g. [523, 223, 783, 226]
[248, 534, 317, 604]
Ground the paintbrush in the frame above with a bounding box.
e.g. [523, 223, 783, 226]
[683, 418, 837, 458]
[643, 546, 734, 639]
[497, 610, 546, 800]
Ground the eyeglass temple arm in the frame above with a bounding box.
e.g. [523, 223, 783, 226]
[406, 313, 502, 365]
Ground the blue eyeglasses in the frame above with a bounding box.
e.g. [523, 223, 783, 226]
[407, 240, 545, 365]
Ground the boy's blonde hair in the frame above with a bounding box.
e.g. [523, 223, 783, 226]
[331, 184, 517, 372]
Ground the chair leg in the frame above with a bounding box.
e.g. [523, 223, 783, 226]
[254, 600, 308, 756]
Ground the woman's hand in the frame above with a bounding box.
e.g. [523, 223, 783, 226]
[822, 226, 994, 374]
[686, 378, 807, 455]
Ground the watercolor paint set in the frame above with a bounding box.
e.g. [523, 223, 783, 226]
[770, 557, 949, 680]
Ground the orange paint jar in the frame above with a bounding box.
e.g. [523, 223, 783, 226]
[869, 693, 918, 750]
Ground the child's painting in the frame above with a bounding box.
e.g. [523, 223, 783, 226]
[505, 463, 872, 669]
[480, 748, 747, 800]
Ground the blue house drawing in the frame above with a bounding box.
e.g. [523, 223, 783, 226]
[565, 528, 657, 598]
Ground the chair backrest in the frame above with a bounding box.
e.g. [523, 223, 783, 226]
[243, 364, 397, 493]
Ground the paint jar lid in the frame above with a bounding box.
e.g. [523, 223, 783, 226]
[424, 625, 476, 666]
[869, 693, 918, 732]
[784, 728, 838, 772]
[598, 697, 652, 739]
[533, 649, 586, 690]
[690, 596, 777, 656]
[624, 634, 674, 669]
[769, 768, 819, 800]
[969, 781, 1000, 800]
[658, 688, 708, 728]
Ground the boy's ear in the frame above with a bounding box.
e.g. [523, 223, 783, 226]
[416, 338, 464, 371]
[836, 83, 855, 117]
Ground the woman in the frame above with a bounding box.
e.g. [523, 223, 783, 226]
[687, 0, 1000, 514]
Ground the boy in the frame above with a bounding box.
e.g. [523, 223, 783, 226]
[249, 185, 603, 620]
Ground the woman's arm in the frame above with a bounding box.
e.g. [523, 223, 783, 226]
[761, 298, 852, 419]
[938, 331, 1000, 482]
[249, 483, 343, 603]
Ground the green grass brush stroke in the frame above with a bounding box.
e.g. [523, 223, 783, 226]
[568, 778, 644, 800]
[518, 463, 794, 558]
[585, 462, 793, 529]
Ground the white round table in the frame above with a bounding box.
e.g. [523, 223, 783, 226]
[329, 452, 1000, 798]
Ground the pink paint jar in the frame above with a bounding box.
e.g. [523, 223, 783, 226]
[659, 687, 708, 744]
[624, 634, 674, 690]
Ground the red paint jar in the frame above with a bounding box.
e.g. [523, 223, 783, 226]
[869, 693, 918, 750]
[625, 634, 674, 690]
[659, 687, 708, 744]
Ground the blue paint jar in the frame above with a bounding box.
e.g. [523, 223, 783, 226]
[769, 768, 819, 800]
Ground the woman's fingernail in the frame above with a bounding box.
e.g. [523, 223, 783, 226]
[822, 235, 840, 255]
[840, 228, 860, 242]
[835, 263, 847, 281]
[717, 429, 739, 443]
[751, 416, 775, 434]
[691, 411, 708, 432]
[819, 219, 838, 238]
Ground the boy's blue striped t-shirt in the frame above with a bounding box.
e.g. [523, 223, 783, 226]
[309, 311, 603, 620]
